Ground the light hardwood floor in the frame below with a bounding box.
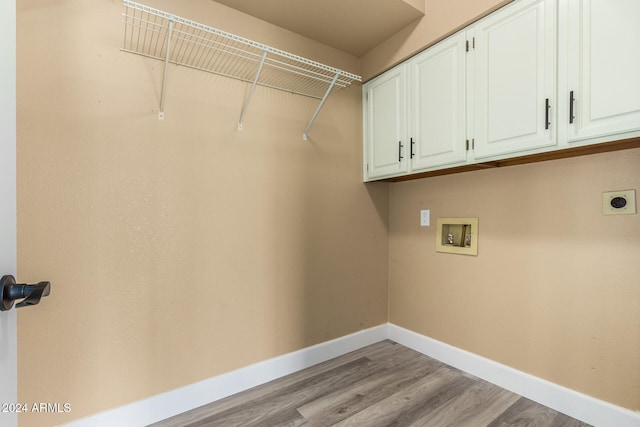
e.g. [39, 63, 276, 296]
[150, 340, 592, 427]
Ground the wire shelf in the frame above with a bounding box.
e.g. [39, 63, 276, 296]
[121, 1, 361, 138]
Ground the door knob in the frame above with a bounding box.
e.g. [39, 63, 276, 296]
[1, 275, 51, 311]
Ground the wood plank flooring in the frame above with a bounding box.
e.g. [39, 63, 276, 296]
[149, 340, 592, 427]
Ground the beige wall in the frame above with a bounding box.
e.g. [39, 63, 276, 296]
[361, 0, 511, 80]
[16, 1, 387, 425]
[388, 148, 640, 410]
[364, 0, 640, 411]
[15, 0, 640, 424]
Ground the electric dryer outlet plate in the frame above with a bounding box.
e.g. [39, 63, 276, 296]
[602, 189, 636, 215]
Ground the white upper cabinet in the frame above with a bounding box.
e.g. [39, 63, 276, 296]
[362, 0, 639, 182]
[363, 64, 408, 180]
[558, 0, 640, 146]
[409, 32, 468, 171]
[471, 0, 557, 160]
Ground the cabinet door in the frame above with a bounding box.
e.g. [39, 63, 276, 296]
[363, 65, 408, 180]
[472, 0, 556, 160]
[560, 0, 640, 144]
[409, 32, 467, 171]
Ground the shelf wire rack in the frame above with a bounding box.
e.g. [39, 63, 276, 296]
[121, 0, 361, 139]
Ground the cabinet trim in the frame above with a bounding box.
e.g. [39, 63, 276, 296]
[379, 136, 640, 182]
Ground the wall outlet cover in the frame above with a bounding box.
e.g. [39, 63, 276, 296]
[420, 210, 430, 226]
[602, 190, 636, 215]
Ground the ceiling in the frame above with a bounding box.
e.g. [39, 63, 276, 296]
[214, 0, 426, 57]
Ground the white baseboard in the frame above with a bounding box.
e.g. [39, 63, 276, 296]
[62, 323, 639, 427]
[388, 323, 640, 427]
[61, 324, 388, 427]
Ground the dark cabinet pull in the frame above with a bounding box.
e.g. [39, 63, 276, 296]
[545, 98, 551, 130]
[1, 275, 51, 311]
[569, 91, 575, 124]
[410, 138, 415, 158]
[398, 141, 403, 162]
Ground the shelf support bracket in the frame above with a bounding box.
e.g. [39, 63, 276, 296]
[238, 47, 270, 131]
[303, 70, 341, 141]
[158, 16, 175, 120]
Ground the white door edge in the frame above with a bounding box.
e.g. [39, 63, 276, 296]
[0, 0, 18, 426]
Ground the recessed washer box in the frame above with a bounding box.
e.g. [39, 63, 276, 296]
[436, 217, 478, 256]
[602, 190, 636, 215]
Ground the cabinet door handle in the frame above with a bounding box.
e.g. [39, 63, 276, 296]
[545, 98, 551, 130]
[569, 91, 575, 124]
[398, 141, 404, 162]
[410, 138, 415, 159]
